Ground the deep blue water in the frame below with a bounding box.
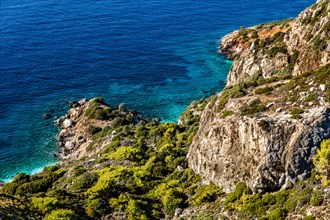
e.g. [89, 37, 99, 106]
[0, 0, 314, 181]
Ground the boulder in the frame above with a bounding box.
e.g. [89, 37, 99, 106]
[62, 119, 73, 128]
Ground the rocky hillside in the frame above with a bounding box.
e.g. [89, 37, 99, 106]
[220, 0, 330, 85]
[188, 0, 330, 193]
[0, 1, 330, 220]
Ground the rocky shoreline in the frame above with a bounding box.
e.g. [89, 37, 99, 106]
[55, 98, 151, 160]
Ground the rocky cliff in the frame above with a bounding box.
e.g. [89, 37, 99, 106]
[188, 0, 330, 193]
[220, 0, 330, 86]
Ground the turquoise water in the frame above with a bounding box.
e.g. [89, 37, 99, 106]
[0, 0, 314, 181]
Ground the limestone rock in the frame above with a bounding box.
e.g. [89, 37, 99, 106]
[62, 119, 73, 128]
[188, 105, 330, 193]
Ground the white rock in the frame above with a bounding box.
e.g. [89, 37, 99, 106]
[59, 129, 69, 137]
[299, 92, 308, 98]
[177, 165, 184, 172]
[266, 102, 274, 108]
[276, 108, 282, 113]
[78, 98, 88, 105]
[320, 84, 326, 91]
[68, 108, 78, 117]
[174, 208, 183, 216]
[309, 87, 316, 92]
[62, 119, 73, 128]
[65, 141, 75, 150]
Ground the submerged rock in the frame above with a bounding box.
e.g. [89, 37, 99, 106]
[43, 113, 51, 119]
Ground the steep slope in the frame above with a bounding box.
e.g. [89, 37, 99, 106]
[220, 0, 330, 85]
[188, 0, 330, 193]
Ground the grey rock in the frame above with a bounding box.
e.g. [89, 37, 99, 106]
[174, 208, 183, 216]
[188, 105, 330, 193]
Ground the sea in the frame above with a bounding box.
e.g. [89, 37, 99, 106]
[0, 0, 314, 181]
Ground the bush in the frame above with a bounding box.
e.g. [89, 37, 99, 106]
[88, 125, 102, 135]
[43, 209, 77, 220]
[70, 172, 99, 191]
[255, 86, 274, 95]
[84, 98, 114, 120]
[193, 211, 218, 220]
[302, 215, 315, 220]
[312, 139, 330, 186]
[291, 108, 304, 119]
[31, 197, 59, 214]
[162, 188, 184, 217]
[310, 190, 323, 206]
[126, 199, 148, 220]
[291, 108, 304, 115]
[85, 198, 109, 217]
[108, 146, 143, 161]
[221, 110, 234, 119]
[190, 183, 223, 205]
[240, 99, 266, 116]
[284, 182, 312, 212]
[265, 208, 287, 220]
[225, 182, 251, 205]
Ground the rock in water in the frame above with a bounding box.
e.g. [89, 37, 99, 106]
[43, 113, 51, 119]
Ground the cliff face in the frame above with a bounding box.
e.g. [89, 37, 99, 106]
[188, 0, 330, 193]
[220, 0, 330, 86]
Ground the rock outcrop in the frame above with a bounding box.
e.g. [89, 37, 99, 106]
[188, 0, 330, 193]
[220, 0, 330, 86]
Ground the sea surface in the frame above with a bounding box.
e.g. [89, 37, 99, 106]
[0, 0, 314, 181]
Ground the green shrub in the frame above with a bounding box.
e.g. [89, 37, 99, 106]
[302, 215, 315, 220]
[162, 188, 184, 217]
[265, 208, 287, 220]
[70, 172, 99, 191]
[291, 108, 304, 119]
[87, 167, 132, 199]
[284, 182, 312, 212]
[225, 182, 251, 205]
[88, 125, 102, 135]
[240, 99, 266, 116]
[221, 110, 234, 119]
[193, 211, 218, 220]
[108, 146, 143, 161]
[31, 197, 59, 214]
[109, 194, 130, 211]
[305, 93, 317, 102]
[310, 190, 323, 206]
[312, 139, 330, 186]
[85, 198, 109, 217]
[72, 165, 85, 176]
[43, 209, 77, 220]
[261, 192, 276, 205]
[255, 86, 274, 95]
[190, 183, 223, 205]
[273, 189, 289, 205]
[85, 98, 114, 120]
[126, 199, 148, 220]
[267, 45, 288, 58]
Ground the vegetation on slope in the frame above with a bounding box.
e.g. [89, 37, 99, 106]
[0, 93, 329, 219]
